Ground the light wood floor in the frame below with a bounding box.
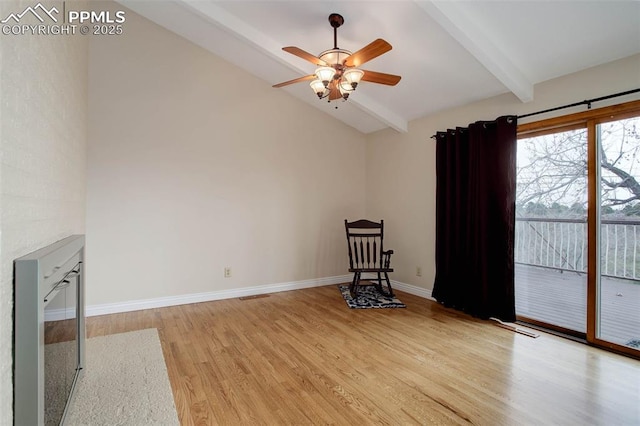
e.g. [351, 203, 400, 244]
[86, 285, 640, 425]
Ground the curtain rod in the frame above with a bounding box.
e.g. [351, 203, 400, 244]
[517, 88, 640, 120]
[429, 88, 640, 140]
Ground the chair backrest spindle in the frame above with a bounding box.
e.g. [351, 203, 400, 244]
[373, 240, 377, 265]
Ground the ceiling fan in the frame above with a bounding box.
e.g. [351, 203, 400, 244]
[273, 13, 401, 103]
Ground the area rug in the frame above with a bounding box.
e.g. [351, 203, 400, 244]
[65, 328, 179, 425]
[338, 284, 406, 309]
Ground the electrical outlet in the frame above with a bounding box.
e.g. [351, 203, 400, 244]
[224, 267, 232, 278]
[416, 266, 422, 277]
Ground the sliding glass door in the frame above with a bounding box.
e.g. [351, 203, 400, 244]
[515, 126, 588, 334]
[515, 100, 640, 357]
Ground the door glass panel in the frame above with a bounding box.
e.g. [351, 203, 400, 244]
[597, 117, 640, 349]
[515, 128, 588, 333]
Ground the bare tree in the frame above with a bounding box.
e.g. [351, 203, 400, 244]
[600, 120, 640, 206]
[516, 117, 640, 216]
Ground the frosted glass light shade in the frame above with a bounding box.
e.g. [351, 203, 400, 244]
[339, 79, 353, 99]
[318, 49, 351, 66]
[343, 68, 364, 89]
[315, 66, 336, 87]
[310, 79, 326, 98]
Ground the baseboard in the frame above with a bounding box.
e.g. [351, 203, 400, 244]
[391, 280, 436, 301]
[86, 274, 351, 317]
[44, 308, 76, 322]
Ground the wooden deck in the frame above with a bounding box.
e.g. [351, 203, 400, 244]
[515, 264, 640, 346]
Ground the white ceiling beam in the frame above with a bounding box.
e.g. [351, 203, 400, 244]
[351, 93, 408, 133]
[416, 1, 534, 103]
[172, 0, 409, 133]
[174, 0, 306, 75]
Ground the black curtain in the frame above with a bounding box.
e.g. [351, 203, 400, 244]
[432, 115, 517, 321]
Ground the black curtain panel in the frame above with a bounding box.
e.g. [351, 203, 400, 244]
[432, 116, 517, 321]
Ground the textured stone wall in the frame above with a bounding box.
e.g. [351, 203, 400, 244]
[0, 1, 88, 422]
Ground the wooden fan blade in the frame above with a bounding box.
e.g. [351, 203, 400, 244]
[282, 46, 328, 66]
[360, 70, 401, 86]
[273, 75, 316, 88]
[343, 39, 392, 67]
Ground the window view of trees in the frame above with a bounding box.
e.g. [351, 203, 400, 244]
[517, 117, 640, 219]
[600, 118, 640, 216]
[515, 117, 640, 280]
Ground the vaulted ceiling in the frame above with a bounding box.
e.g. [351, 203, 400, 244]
[117, 1, 640, 134]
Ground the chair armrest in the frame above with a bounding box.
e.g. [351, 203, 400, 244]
[382, 249, 394, 269]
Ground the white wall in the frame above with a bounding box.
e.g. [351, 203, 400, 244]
[86, 6, 366, 306]
[366, 54, 640, 293]
[0, 0, 88, 422]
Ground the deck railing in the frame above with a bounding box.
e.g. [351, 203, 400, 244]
[515, 217, 640, 280]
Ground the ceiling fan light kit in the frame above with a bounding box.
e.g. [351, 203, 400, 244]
[274, 13, 401, 106]
[343, 68, 364, 89]
[339, 79, 354, 99]
[310, 79, 327, 98]
[314, 66, 336, 87]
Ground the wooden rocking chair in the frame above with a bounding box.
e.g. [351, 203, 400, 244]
[344, 219, 395, 298]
